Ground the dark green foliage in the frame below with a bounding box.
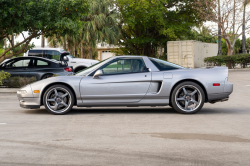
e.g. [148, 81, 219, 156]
[0, 0, 89, 61]
[3, 76, 36, 88]
[116, 0, 212, 57]
[183, 26, 217, 43]
[0, 39, 4, 49]
[204, 54, 250, 68]
[0, 70, 11, 86]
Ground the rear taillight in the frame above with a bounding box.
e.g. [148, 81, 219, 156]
[64, 67, 72, 72]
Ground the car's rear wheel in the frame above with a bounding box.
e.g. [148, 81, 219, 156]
[43, 85, 74, 115]
[171, 81, 205, 114]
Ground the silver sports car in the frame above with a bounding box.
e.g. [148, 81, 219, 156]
[17, 56, 233, 114]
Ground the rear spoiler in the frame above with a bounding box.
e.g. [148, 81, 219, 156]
[60, 52, 70, 61]
[60, 52, 70, 66]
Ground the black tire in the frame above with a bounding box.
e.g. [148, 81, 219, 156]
[43, 84, 75, 115]
[42, 74, 53, 80]
[74, 67, 86, 73]
[171, 81, 205, 114]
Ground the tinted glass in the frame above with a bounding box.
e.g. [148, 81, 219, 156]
[149, 58, 184, 71]
[100, 58, 148, 75]
[75, 58, 110, 76]
[5, 59, 32, 68]
[44, 50, 60, 60]
[36, 60, 49, 66]
[28, 50, 43, 57]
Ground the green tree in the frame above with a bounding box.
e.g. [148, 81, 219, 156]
[0, 0, 89, 62]
[183, 25, 217, 43]
[221, 38, 228, 55]
[116, 0, 212, 57]
[242, 0, 250, 53]
[246, 37, 250, 53]
[234, 39, 242, 54]
[48, 0, 120, 59]
[82, 0, 120, 59]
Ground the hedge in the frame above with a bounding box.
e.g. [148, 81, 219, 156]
[204, 54, 250, 69]
[0, 70, 11, 86]
[5, 77, 37, 88]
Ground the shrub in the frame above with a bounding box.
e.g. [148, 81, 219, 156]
[5, 77, 37, 88]
[0, 70, 11, 86]
[204, 54, 250, 69]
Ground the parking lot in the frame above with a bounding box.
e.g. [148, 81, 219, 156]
[0, 69, 250, 166]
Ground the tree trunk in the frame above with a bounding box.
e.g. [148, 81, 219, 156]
[226, 43, 234, 56]
[41, 35, 45, 47]
[10, 35, 14, 53]
[74, 45, 77, 56]
[63, 40, 66, 51]
[4, 38, 7, 48]
[11, 35, 14, 47]
[218, 0, 222, 55]
[81, 43, 85, 58]
[88, 47, 92, 59]
[242, 2, 247, 54]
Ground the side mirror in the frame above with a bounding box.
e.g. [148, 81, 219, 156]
[63, 56, 69, 62]
[93, 70, 103, 78]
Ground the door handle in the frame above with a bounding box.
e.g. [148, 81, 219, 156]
[71, 61, 76, 63]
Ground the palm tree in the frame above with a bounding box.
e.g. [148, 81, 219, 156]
[82, 0, 120, 59]
[242, 0, 250, 54]
[218, 0, 222, 55]
[47, 0, 119, 59]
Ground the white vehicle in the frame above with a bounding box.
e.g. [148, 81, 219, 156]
[24, 48, 99, 73]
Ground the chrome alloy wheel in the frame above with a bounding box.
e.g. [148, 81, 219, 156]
[45, 87, 72, 113]
[174, 85, 202, 112]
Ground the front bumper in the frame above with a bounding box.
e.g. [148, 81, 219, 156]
[18, 97, 40, 109]
[17, 85, 41, 109]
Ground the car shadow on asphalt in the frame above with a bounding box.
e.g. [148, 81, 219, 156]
[22, 106, 247, 115]
[23, 107, 176, 115]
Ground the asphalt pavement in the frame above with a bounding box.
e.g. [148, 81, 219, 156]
[0, 70, 250, 166]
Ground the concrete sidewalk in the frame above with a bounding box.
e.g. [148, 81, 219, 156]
[0, 88, 18, 93]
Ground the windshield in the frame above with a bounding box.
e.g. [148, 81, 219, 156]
[149, 58, 184, 71]
[75, 58, 110, 76]
[68, 55, 76, 58]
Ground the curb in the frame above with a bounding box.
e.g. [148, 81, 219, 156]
[229, 68, 250, 71]
[0, 88, 19, 93]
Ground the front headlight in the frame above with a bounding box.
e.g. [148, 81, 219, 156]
[17, 90, 27, 94]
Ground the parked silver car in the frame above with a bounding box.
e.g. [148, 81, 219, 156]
[17, 56, 233, 114]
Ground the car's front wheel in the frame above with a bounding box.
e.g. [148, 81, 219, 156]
[171, 81, 205, 114]
[43, 84, 74, 115]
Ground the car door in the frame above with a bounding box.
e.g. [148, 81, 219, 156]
[80, 57, 151, 104]
[29, 59, 54, 80]
[3, 58, 32, 77]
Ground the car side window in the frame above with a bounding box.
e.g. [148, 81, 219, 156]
[44, 50, 60, 60]
[5, 59, 32, 68]
[99, 58, 148, 75]
[149, 58, 183, 71]
[28, 50, 43, 57]
[35, 60, 50, 67]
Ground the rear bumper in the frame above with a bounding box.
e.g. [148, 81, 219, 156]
[209, 97, 229, 104]
[207, 82, 233, 102]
